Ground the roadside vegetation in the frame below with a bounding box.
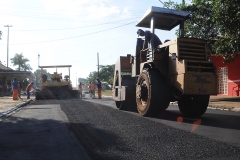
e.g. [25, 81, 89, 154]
[102, 90, 112, 96]
[78, 64, 114, 87]
[164, 0, 240, 63]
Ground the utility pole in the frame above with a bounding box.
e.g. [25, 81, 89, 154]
[76, 73, 77, 88]
[97, 52, 99, 77]
[38, 53, 40, 67]
[4, 25, 12, 68]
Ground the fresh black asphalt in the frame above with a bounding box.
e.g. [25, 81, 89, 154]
[85, 96, 240, 148]
[25, 99, 240, 160]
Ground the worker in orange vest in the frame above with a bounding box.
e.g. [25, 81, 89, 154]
[89, 82, 95, 98]
[88, 82, 91, 97]
[12, 77, 18, 100]
[26, 82, 36, 99]
[96, 77, 102, 99]
[18, 81, 23, 100]
[78, 82, 83, 98]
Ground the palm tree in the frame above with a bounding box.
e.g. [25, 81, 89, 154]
[10, 53, 32, 71]
[23, 64, 32, 71]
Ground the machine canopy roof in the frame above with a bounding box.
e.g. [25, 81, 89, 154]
[39, 65, 72, 68]
[136, 6, 190, 30]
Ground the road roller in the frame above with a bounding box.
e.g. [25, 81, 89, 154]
[112, 6, 217, 118]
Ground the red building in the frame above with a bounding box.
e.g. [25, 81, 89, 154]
[212, 55, 240, 96]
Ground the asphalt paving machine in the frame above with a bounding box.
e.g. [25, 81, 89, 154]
[112, 7, 217, 118]
[35, 65, 80, 100]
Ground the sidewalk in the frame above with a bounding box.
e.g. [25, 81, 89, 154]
[0, 95, 32, 118]
[209, 95, 240, 111]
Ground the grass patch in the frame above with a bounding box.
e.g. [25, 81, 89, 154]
[102, 90, 112, 96]
[13, 102, 22, 106]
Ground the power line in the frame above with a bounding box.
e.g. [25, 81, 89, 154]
[10, 17, 140, 31]
[0, 8, 143, 16]
[2, 21, 136, 45]
[0, 11, 142, 22]
[158, 0, 165, 6]
[1, 3, 145, 13]
[53, 34, 136, 48]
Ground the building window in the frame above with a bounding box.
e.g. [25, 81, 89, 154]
[217, 67, 228, 94]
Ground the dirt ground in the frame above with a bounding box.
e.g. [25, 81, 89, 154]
[209, 96, 240, 110]
[0, 95, 30, 113]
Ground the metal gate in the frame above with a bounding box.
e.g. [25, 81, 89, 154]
[217, 67, 228, 95]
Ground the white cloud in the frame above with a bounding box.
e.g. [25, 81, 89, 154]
[120, 7, 132, 19]
[42, 0, 120, 21]
[85, 4, 120, 20]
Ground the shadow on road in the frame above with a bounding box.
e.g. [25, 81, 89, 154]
[29, 99, 132, 160]
[0, 113, 130, 160]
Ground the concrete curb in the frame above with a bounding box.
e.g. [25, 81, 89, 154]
[99, 96, 240, 112]
[0, 99, 32, 118]
[102, 96, 113, 99]
[232, 108, 240, 112]
[170, 102, 240, 112]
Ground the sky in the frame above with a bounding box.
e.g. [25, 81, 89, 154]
[0, 0, 188, 87]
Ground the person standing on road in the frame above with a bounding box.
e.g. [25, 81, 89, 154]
[0, 85, 3, 97]
[26, 82, 36, 99]
[12, 77, 18, 100]
[88, 82, 91, 97]
[18, 81, 23, 100]
[96, 77, 102, 99]
[89, 82, 95, 98]
[78, 82, 83, 98]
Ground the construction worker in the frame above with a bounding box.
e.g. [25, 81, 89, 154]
[18, 81, 23, 100]
[26, 82, 36, 99]
[88, 82, 91, 97]
[137, 29, 162, 49]
[96, 77, 102, 99]
[78, 82, 83, 98]
[89, 82, 95, 98]
[12, 77, 18, 100]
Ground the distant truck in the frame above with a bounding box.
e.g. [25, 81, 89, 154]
[112, 7, 217, 118]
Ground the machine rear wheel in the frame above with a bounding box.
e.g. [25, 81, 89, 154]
[178, 95, 210, 118]
[136, 69, 170, 116]
[115, 76, 137, 111]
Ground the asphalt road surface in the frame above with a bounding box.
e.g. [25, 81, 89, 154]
[0, 103, 91, 160]
[0, 96, 240, 159]
[84, 95, 240, 148]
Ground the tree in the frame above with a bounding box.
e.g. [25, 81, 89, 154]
[164, 0, 240, 62]
[78, 77, 87, 85]
[211, 0, 240, 62]
[10, 53, 32, 71]
[99, 65, 115, 85]
[86, 64, 115, 85]
[86, 71, 98, 84]
[33, 69, 51, 87]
